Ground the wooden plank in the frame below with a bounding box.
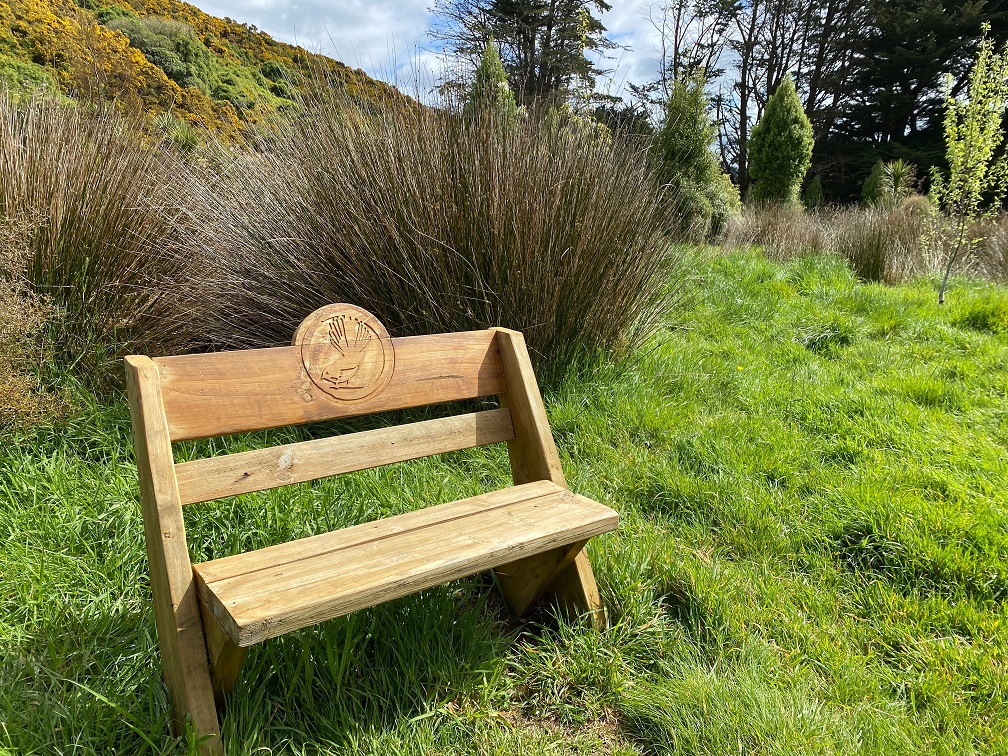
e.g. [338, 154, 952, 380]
[154, 331, 504, 441]
[198, 602, 247, 706]
[192, 482, 618, 646]
[175, 408, 514, 506]
[492, 329, 566, 486]
[195, 481, 559, 587]
[491, 329, 607, 627]
[125, 356, 222, 755]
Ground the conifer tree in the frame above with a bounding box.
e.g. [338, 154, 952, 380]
[861, 160, 885, 206]
[463, 37, 519, 121]
[804, 175, 825, 209]
[431, 0, 613, 105]
[652, 77, 738, 239]
[747, 77, 814, 205]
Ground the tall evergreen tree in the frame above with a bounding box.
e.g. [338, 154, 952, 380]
[748, 78, 814, 204]
[813, 0, 1007, 200]
[463, 37, 519, 120]
[652, 77, 739, 238]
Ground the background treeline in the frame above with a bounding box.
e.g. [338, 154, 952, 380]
[641, 0, 1008, 202]
[433, 0, 1008, 204]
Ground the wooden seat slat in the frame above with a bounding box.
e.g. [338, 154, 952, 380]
[155, 330, 505, 442]
[175, 408, 515, 506]
[193, 481, 617, 646]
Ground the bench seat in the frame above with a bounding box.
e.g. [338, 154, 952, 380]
[193, 480, 618, 647]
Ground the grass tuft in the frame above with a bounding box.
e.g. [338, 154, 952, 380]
[0, 91, 196, 385]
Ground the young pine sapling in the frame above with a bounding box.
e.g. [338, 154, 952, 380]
[931, 24, 1008, 304]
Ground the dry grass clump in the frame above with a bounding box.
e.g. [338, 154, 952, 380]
[722, 203, 831, 259]
[0, 213, 72, 429]
[837, 199, 939, 283]
[181, 91, 687, 379]
[972, 214, 1008, 283]
[0, 92, 196, 384]
[723, 199, 941, 284]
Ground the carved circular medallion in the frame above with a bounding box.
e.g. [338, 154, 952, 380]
[295, 304, 395, 402]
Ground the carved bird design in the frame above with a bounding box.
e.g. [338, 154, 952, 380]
[320, 317, 376, 390]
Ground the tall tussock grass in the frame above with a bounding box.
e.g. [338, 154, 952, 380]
[181, 91, 686, 379]
[723, 200, 941, 284]
[972, 214, 1008, 283]
[0, 92, 194, 383]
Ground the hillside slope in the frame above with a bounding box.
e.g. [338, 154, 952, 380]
[0, 0, 401, 136]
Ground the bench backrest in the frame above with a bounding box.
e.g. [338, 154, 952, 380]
[126, 304, 566, 512]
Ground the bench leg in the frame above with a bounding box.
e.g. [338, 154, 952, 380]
[149, 576, 224, 755]
[495, 541, 606, 629]
[199, 600, 248, 707]
[541, 549, 606, 630]
[128, 357, 223, 754]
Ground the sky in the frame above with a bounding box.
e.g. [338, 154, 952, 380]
[189, 0, 665, 99]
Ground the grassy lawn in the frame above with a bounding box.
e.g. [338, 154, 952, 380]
[2, 250, 1007, 755]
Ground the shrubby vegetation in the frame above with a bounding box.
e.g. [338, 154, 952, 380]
[0, 78, 688, 389]
[862, 159, 918, 208]
[0, 212, 72, 429]
[0, 93, 195, 383]
[861, 160, 886, 206]
[651, 77, 739, 240]
[0, 0, 402, 139]
[721, 199, 1008, 286]
[108, 15, 290, 111]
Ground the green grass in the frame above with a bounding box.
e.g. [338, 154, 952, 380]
[2, 250, 1007, 754]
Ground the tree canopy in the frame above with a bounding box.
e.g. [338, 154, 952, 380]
[429, 0, 614, 105]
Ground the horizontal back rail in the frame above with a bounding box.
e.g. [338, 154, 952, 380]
[154, 330, 504, 442]
[175, 408, 514, 506]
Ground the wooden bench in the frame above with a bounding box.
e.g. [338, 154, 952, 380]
[125, 304, 619, 754]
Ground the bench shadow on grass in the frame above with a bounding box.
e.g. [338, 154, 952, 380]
[2, 572, 512, 754]
[219, 576, 510, 749]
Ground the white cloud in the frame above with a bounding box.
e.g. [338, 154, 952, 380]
[188, 0, 663, 99]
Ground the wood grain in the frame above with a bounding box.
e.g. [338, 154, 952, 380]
[492, 329, 566, 487]
[125, 356, 222, 755]
[175, 408, 514, 506]
[491, 329, 608, 627]
[154, 330, 504, 441]
[199, 602, 246, 706]
[192, 481, 618, 646]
